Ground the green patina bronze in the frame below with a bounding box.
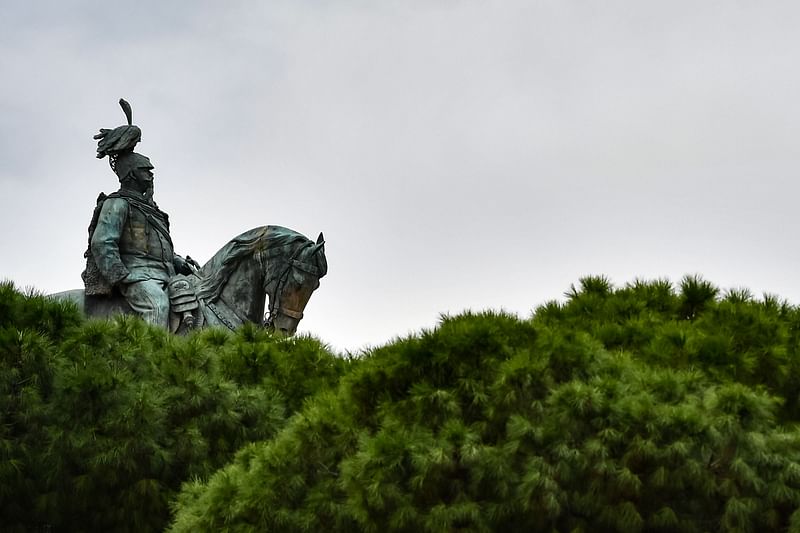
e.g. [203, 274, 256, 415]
[54, 99, 327, 336]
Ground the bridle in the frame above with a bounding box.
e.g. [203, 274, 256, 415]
[261, 244, 322, 329]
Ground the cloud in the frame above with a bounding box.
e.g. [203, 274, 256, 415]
[3, 1, 800, 351]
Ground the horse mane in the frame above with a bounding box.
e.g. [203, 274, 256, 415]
[194, 225, 311, 302]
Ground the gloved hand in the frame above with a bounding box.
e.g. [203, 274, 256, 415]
[185, 255, 201, 271]
[174, 255, 200, 275]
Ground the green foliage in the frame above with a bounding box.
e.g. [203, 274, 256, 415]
[0, 282, 83, 530]
[0, 282, 345, 532]
[5, 277, 800, 532]
[170, 278, 800, 533]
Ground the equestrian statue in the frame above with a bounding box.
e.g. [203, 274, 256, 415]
[53, 99, 327, 336]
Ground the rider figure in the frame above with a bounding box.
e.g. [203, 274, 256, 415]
[88, 100, 197, 328]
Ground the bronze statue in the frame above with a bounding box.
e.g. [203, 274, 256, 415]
[54, 100, 327, 335]
[84, 99, 199, 328]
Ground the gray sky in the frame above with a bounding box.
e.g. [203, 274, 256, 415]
[2, 1, 800, 352]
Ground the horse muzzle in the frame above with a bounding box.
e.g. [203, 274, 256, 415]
[265, 306, 303, 336]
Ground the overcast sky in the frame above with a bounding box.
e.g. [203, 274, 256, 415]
[2, 1, 800, 352]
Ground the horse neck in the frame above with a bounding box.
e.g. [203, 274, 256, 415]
[216, 253, 266, 323]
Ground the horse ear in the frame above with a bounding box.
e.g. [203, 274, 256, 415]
[316, 232, 325, 245]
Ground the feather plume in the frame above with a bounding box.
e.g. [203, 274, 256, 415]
[119, 98, 133, 126]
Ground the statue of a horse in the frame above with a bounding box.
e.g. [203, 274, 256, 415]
[52, 225, 327, 336]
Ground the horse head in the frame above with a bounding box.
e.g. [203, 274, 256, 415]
[191, 226, 327, 335]
[262, 231, 327, 335]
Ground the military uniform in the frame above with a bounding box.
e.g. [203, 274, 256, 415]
[91, 188, 188, 328]
[90, 103, 196, 328]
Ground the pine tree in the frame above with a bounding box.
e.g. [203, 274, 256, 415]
[169, 279, 800, 532]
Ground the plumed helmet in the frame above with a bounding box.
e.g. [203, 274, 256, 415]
[114, 152, 154, 181]
[94, 98, 152, 180]
[94, 124, 142, 159]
